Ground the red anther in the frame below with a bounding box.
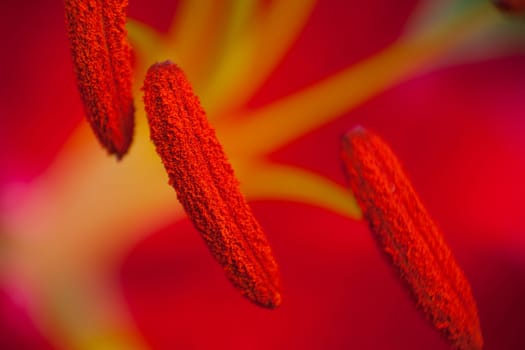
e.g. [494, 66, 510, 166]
[143, 61, 282, 308]
[64, 0, 135, 158]
[341, 127, 483, 350]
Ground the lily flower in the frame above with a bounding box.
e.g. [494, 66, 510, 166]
[1, 0, 524, 349]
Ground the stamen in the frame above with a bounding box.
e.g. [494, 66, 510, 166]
[142, 61, 281, 308]
[341, 127, 483, 350]
[64, 0, 135, 158]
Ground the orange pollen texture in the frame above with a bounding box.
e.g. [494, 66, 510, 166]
[341, 127, 483, 350]
[142, 61, 282, 308]
[64, 0, 135, 158]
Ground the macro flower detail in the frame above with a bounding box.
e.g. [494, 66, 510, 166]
[64, 0, 135, 158]
[341, 127, 483, 350]
[143, 62, 282, 308]
[4, 1, 525, 349]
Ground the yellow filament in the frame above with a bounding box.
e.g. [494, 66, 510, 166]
[218, 2, 497, 157]
[204, 0, 316, 115]
[242, 162, 362, 219]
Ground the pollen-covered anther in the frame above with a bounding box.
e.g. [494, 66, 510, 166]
[142, 61, 281, 308]
[341, 127, 483, 350]
[64, 0, 135, 158]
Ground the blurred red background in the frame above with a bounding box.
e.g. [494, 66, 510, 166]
[1, 1, 525, 349]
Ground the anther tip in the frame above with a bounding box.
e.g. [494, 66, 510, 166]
[254, 292, 282, 309]
[271, 292, 282, 309]
[343, 125, 367, 139]
[150, 61, 183, 73]
[155, 60, 175, 67]
[114, 150, 126, 161]
[342, 125, 369, 149]
[350, 124, 366, 133]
